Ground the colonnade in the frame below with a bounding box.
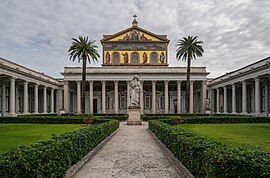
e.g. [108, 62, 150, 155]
[63, 80, 207, 114]
[0, 77, 60, 116]
[212, 77, 269, 115]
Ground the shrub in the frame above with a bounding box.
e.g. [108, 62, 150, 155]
[0, 119, 119, 177]
[149, 120, 270, 177]
[141, 114, 269, 124]
[0, 114, 128, 124]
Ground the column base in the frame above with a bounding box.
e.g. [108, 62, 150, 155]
[241, 112, 248, 115]
[8, 113, 17, 117]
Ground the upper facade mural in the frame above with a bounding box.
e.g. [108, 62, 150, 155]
[100, 15, 169, 66]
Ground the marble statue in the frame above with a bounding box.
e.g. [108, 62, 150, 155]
[129, 75, 140, 107]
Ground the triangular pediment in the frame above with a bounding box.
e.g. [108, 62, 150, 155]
[101, 26, 169, 43]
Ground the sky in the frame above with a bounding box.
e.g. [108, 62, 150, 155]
[0, 0, 269, 78]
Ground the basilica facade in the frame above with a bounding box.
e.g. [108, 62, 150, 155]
[62, 19, 208, 114]
[0, 18, 269, 116]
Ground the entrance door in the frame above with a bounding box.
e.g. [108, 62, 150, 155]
[93, 99, 98, 113]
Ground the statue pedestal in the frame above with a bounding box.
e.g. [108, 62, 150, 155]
[127, 106, 142, 125]
[205, 109, 211, 114]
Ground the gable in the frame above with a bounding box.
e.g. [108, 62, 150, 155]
[107, 29, 162, 42]
[101, 26, 169, 43]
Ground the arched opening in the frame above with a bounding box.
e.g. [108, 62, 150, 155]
[112, 52, 120, 65]
[150, 52, 158, 64]
[131, 52, 139, 64]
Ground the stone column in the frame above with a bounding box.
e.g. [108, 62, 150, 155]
[89, 81, 94, 113]
[102, 81, 106, 114]
[242, 80, 247, 114]
[189, 81, 194, 113]
[210, 88, 215, 112]
[152, 81, 156, 114]
[265, 83, 269, 114]
[177, 81, 181, 113]
[216, 88, 220, 113]
[223, 86, 227, 113]
[1, 84, 6, 115]
[255, 78, 260, 114]
[9, 78, 16, 115]
[114, 81, 119, 114]
[164, 80, 169, 113]
[59, 89, 63, 110]
[140, 81, 144, 113]
[43, 87, 47, 113]
[23, 81, 29, 114]
[126, 81, 130, 108]
[34, 84, 39, 114]
[201, 80, 207, 114]
[55, 89, 59, 113]
[232, 83, 236, 113]
[76, 81, 81, 114]
[63, 81, 69, 113]
[50, 88, 54, 113]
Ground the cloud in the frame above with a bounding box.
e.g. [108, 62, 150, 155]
[0, 0, 269, 78]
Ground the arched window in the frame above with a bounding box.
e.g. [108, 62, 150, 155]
[150, 52, 158, 64]
[112, 52, 120, 65]
[131, 52, 139, 64]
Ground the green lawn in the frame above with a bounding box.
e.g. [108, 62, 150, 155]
[0, 124, 86, 153]
[179, 123, 270, 151]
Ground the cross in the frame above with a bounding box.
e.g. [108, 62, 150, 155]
[133, 14, 137, 20]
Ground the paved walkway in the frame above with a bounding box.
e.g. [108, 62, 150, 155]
[73, 122, 182, 178]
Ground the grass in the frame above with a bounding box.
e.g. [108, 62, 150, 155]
[179, 123, 270, 151]
[0, 124, 86, 153]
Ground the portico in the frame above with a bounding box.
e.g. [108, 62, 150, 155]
[0, 58, 61, 116]
[209, 57, 270, 116]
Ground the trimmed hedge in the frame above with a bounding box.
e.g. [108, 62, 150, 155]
[141, 113, 248, 120]
[0, 114, 128, 124]
[21, 114, 129, 121]
[149, 120, 270, 177]
[0, 119, 119, 177]
[141, 114, 270, 124]
[0, 117, 107, 124]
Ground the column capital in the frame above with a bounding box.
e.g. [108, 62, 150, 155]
[164, 80, 169, 84]
[202, 80, 207, 85]
[34, 83, 39, 87]
[63, 80, 69, 85]
[223, 85, 227, 89]
[190, 80, 194, 85]
[88, 80, 93, 84]
[241, 80, 246, 84]
[102, 81, 106, 85]
[76, 81, 81, 85]
[152, 80, 156, 84]
[114, 80, 119, 84]
[254, 77, 260, 82]
[177, 80, 182, 85]
[10, 77, 16, 82]
[23, 81, 29, 85]
[43, 86, 47, 89]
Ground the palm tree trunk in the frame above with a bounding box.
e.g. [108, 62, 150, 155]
[186, 55, 191, 113]
[82, 57, 86, 114]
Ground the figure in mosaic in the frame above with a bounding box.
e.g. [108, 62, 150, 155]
[143, 52, 148, 64]
[122, 52, 129, 63]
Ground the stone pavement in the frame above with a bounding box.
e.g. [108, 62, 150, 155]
[73, 122, 183, 178]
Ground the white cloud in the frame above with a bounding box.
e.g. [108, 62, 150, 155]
[0, 0, 269, 78]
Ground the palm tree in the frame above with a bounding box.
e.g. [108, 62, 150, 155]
[68, 36, 100, 114]
[176, 36, 204, 113]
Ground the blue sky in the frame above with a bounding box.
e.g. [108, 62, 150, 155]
[0, 0, 269, 78]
